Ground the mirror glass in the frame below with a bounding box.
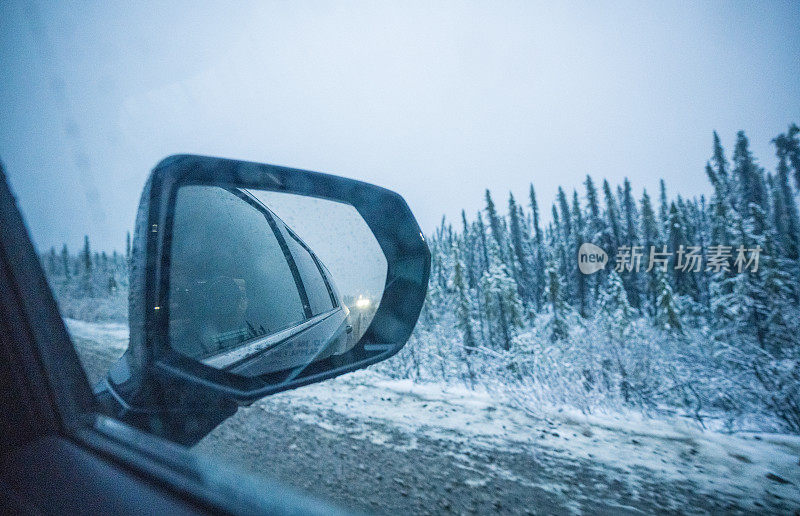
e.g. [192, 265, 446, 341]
[166, 185, 387, 378]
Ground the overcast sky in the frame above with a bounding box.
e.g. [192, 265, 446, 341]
[1, 1, 798, 253]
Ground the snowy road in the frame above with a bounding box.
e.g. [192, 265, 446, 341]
[67, 318, 800, 515]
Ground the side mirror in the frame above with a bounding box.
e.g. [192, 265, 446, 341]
[96, 155, 430, 444]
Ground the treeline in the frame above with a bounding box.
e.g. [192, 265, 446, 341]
[381, 124, 800, 433]
[431, 125, 799, 346]
[41, 233, 131, 322]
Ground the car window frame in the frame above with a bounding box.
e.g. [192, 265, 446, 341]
[275, 220, 338, 315]
[282, 223, 340, 310]
[163, 185, 321, 362]
[227, 187, 314, 319]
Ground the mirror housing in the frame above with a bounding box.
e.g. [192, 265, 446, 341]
[96, 155, 430, 444]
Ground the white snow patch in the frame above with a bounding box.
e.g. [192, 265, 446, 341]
[65, 318, 129, 352]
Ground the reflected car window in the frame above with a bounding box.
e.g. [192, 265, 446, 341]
[168, 186, 306, 358]
[277, 222, 335, 316]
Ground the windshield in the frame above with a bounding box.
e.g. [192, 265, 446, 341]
[2, 2, 799, 514]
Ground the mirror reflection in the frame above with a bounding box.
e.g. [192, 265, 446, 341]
[167, 185, 386, 378]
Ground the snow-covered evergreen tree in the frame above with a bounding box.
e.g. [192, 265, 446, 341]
[508, 193, 532, 305]
[597, 269, 634, 340]
[528, 184, 546, 312]
[545, 260, 570, 342]
[653, 266, 682, 333]
[773, 123, 800, 189]
[480, 238, 524, 350]
[453, 246, 477, 351]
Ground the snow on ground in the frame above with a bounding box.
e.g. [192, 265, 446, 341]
[65, 317, 129, 353]
[267, 369, 800, 509]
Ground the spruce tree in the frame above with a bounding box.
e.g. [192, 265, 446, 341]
[550, 204, 572, 302]
[788, 123, 800, 188]
[475, 212, 490, 274]
[596, 268, 635, 404]
[616, 185, 626, 217]
[545, 260, 569, 342]
[61, 244, 70, 281]
[597, 269, 633, 340]
[584, 175, 601, 228]
[602, 179, 621, 248]
[481, 239, 523, 350]
[571, 190, 588, 317]
[557, 187, 572, 238]
[508, 193, 531, 304]
[692, 194, 713, 310]
[773, 154, 800, 261]
[658, 179, 669, 231]
[667, 202, 696, 298]
[639, 189, 660, 315]
[602, 179, 622, 300]
[705, 162, 719, 190]
[773, 123, 800, 189]
[653, 266, 682, 333]
[485, 190, 506, 263]
[706, 133, 740, 321]
[622, 178, 637, 245]
[528, 185, 546, 312]
[617, 179, 642, 308]
[709, 179, 737, 249]
[758, 224, 796, 354]
[453, 246, 477, 353]
[461, 210, 477, 288]
[82, 235, 92, 274]
[584, 175, 606, 302]
[472, 215, 493, 345]
[640, 190, 660, 248]
[529, 184, 543, 247]
[677, 197, 705, 304]
[733, 131, 768, 220]
[714, 204, 768, 348]
[551, 204, 560, 233]
[711, 131, 730, 186]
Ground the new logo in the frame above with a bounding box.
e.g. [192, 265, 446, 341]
[578, 243, 608, 274]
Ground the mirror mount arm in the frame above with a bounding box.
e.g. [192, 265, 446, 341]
[94, 358, 238, 446]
